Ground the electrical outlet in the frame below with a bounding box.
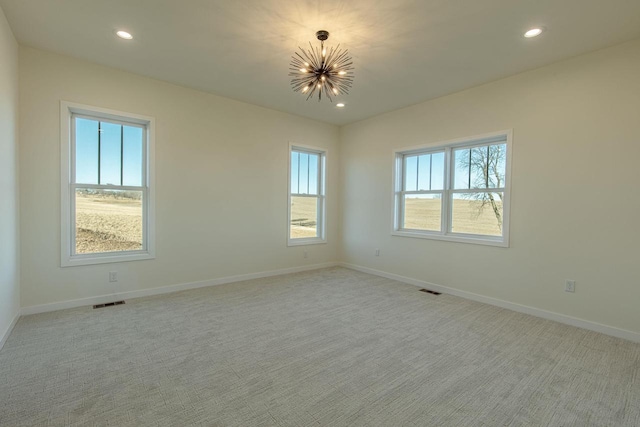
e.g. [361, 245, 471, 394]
[565, 280, 575, 293]
[375, 249, 380, 256]
[303, 250, 308, 259]
[109, 271, 118, 282]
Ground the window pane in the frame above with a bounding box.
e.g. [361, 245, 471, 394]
[100, 122, 122, 185]
[451, 192, 503, 236]
[75, 118, 99, 184]
[299, 153, 309, 194]
[455, 144, 507, 190]
[404, 155, 418, 191]
[431, 152, 445, 190]
[308, 153, 319, 195]
[75, 188, 143, 254]
[402, 194, 442, 231]
[470, 147, 486, 188]
[290, 196, 318, 238]
[122, 126, 143, 186]
[291, 152, 299, 194]
[417, 154, 431, 190]
[454, 148, 471, 190]
[487, 144, 507, 188]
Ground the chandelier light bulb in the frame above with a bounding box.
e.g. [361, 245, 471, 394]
[289, 30, 354, 101]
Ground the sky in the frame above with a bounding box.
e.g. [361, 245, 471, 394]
[291, 151, 319, 195]
[404, 144, 506, 192]
[75, 117, 143, 187]
[404, 152, 445, 191]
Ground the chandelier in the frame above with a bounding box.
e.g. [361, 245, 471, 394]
[289, 30, 354, 102]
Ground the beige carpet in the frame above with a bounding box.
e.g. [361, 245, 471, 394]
[1, 267, 638, 426]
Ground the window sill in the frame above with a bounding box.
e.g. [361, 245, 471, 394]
[287, 238, 327, 247]
[61, 251, 155, 267]
[392, 230, 508, 248]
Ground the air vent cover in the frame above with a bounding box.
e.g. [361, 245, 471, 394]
[93, 301, 125, 309]
[419, 289, 441, 296]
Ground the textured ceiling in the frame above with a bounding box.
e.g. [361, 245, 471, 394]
[2, 0, 640, 125]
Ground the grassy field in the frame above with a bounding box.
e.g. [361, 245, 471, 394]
[290, 196, 502, 238]
[404, 197, 502, 236]
[290, 196, 318, 238]
[75, 192, 143, 254]
[76, 193, 500, 254]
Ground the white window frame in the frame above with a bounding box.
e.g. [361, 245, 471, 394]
[392, 130, 512, 247]
[60, 101, 156, 267]
[287, 143, 327, 246]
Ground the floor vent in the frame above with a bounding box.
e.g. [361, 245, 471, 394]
[419, 289, 441, 296]
[93, 301, 125, 309]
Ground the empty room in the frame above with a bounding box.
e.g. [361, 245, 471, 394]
[1, 1, 639, 426]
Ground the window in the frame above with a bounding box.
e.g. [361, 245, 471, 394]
[288, 145, 326, 245]
[393, 131, 511, 246]
[61, 102, 155, 266]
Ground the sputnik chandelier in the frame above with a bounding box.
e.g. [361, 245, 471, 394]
[289, 30, 354, 102]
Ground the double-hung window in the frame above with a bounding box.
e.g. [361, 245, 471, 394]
[393, 131, 511, 246]
[61, 102, 155, 266]
[288, 145, 326, 245]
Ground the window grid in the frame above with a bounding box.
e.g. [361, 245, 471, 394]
[69, 114, 149, 257]
[61, 102, 155, 267]
[394, 132, 510, 246]
[398, 151, 445, 231]
[288, 146, 326, 245]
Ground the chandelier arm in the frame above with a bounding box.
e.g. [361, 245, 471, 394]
[324, 46, 338, 68]
[302, 44, 320, 70]
[325, 90, 334, 102]
[293, 51, 310, 67]
[328, 43, 343, 63]
[331, 50, 350, 66]
[291, 79, 314, 91]
[306, 84, 317, 101]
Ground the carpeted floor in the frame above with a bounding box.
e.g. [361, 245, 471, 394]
[1, 267, 639, 426]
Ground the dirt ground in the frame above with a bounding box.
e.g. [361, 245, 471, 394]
[403, 197, 503, 236]
[289, 195, 503, 238]
[75, 192, 501, 254]
[75, 193, 143, 254]
[290, 196, 319, 238]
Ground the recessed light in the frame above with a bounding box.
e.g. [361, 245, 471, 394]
[116, 30, 133, 40]
[524, 28, 544, 38]
[336, 103, 345, 108]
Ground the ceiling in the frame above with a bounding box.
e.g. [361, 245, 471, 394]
[2, 0, 640, 126]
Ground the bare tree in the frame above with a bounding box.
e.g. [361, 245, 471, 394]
[457, 145, 505, 230]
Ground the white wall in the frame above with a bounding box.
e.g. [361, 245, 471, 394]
[19, 46, 340, 309]
[340, 39, 640, 335]
[14, 36, 640, 339]
[0, 6, 20, 345]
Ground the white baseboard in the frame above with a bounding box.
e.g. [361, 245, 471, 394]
[341, 262, 640, 344]
[21, 262, 339, 316]
[0, 312, 20, 351]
